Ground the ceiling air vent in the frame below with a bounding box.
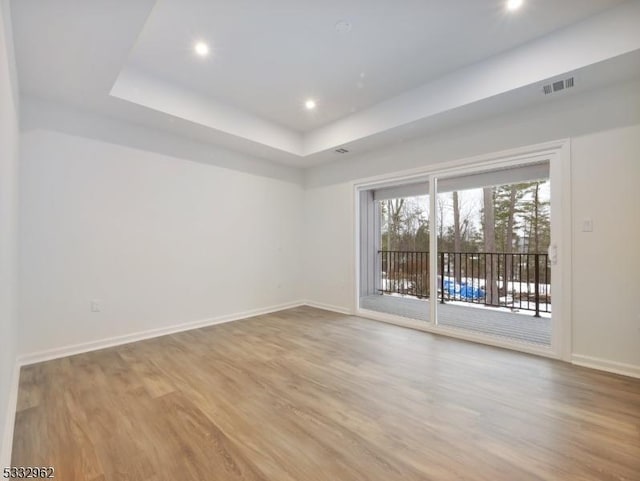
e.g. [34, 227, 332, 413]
[543, 77, 575, 95]
[335, 148, 349, 154]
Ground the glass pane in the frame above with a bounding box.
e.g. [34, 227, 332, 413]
[359, 192, 432, 322]
[435, 174, 552, 346]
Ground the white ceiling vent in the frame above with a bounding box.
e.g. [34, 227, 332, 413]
[543, 77, 575, 95]
[335, 148, 349, 154]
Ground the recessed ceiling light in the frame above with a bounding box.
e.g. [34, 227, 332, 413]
[194, 41, 210, 57]
[305, 99, 317, 110]
[506, 0, 524, 11]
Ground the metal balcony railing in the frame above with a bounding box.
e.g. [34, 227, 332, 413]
[379, 250, 551, 316]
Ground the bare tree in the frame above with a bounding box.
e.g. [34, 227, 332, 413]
[386, 198, 405, 251]
[483, 187, 500, 306]
[437, 196, 446, 245]
[453, 191, 462, 284]
[504, 186, 517, 297]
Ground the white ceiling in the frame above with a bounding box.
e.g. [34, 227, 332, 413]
[126, 0, 626, 132]
[9, 0, 640, 167]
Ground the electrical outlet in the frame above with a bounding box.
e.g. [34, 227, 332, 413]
[91, 300, 102, 312]
[582, 218, 593, 232]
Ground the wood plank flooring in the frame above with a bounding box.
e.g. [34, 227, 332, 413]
[12, 306, 640, 481]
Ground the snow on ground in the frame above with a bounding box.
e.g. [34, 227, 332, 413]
[381, 274, 552, 316]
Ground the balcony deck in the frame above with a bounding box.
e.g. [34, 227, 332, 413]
[360, 294, 551, 346]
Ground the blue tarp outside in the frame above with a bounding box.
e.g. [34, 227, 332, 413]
[443, 279, 485, 300]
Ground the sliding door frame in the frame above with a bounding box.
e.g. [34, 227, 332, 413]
[354, 139, 572, 361]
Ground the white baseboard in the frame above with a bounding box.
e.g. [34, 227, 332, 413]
[18, 300, 306, 367]
[572, 354, 640, 379]
[303, 300, 353, 315]
[1, 361, 20, 468]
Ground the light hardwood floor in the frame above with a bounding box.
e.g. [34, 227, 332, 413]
[12, 307, 640, 481]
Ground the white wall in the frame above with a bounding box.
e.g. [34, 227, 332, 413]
[19, 128, 304, 356]
[0, 0, 19, 467]
[304, 78, 640, 374]
[303, 182, 355, 313]
[571, 125, 640, 370]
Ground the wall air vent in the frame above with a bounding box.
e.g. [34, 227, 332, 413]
[543, 77, 575, 95]
[335, 148, 349, 154]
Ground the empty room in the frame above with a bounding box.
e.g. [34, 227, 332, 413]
[1, 0, 640, 480]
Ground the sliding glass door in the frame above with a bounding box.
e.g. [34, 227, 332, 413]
[357, 142, 570, 358]
[433, 162, 553, 347]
